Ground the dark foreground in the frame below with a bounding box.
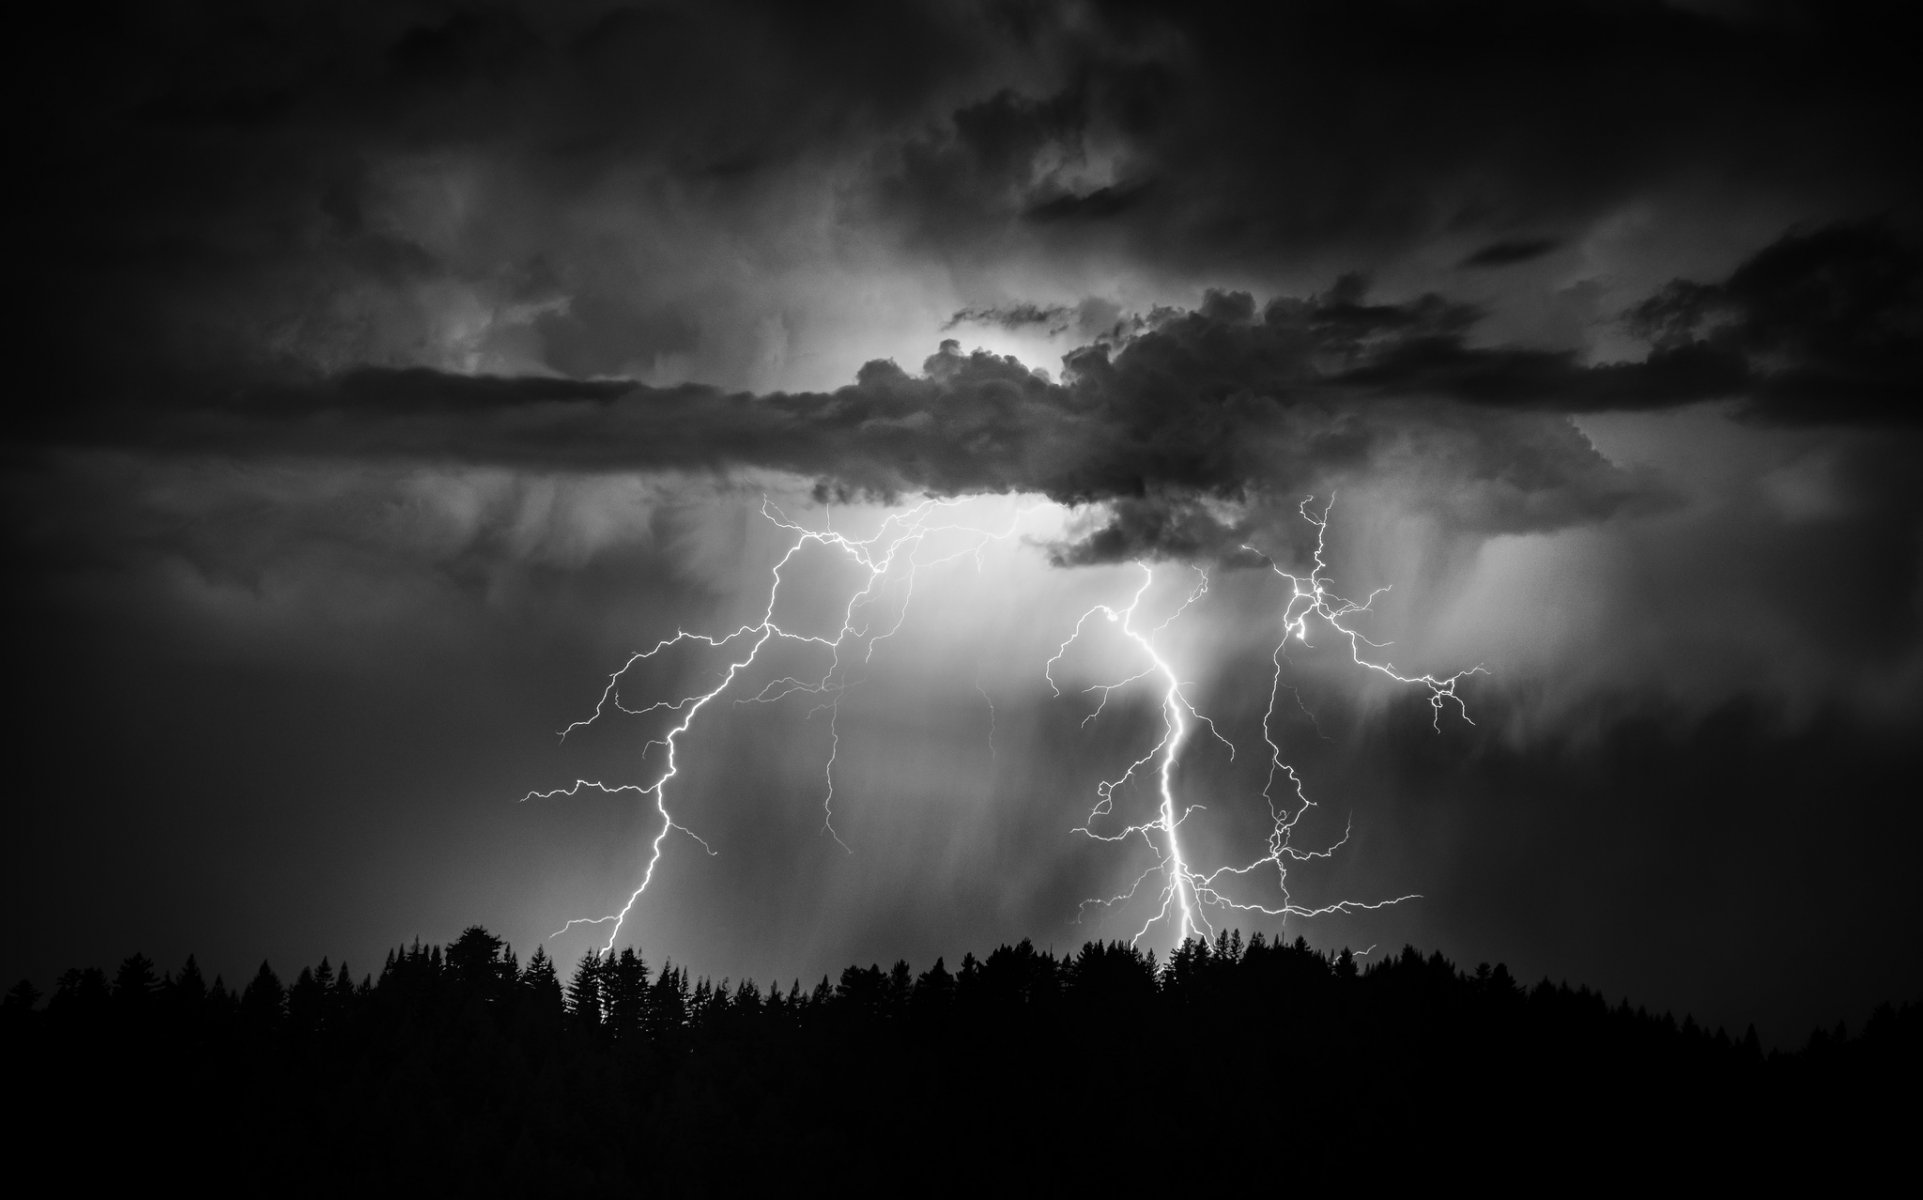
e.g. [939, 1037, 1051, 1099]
[9, 929, 1915, 1191]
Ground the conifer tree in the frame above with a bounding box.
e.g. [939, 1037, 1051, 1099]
[520, 947, 565, 1028]
[242, 962, 285, 1029]
[567, 951, 605, 1032]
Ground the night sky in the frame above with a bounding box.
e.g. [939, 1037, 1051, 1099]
[9, 0, 1921, 1046]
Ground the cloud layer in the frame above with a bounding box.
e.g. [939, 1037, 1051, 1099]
[32, 221, 1919, 564]
[22, 2, 1921, 399]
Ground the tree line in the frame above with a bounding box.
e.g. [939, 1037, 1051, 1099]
[7, 929, 1915, 1189]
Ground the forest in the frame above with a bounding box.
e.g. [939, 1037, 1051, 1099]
[8, 929, 1914, 1190]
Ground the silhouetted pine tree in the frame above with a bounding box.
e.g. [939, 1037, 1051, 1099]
[8, 929, 1919, 1188]
[567, 950, 605, 1033]
[241, 961, 284, 1030]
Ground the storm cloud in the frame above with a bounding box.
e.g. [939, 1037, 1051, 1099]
[874, 1, 1921, 274]
[36, 221, 1919, 563]
[34, 280, 1684, 563]
[22, 2, 1922, 399]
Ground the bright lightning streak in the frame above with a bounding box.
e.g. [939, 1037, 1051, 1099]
[1057, 494, 1484, 950]
[1254, 495, 1485, 733]
[531, 490, 1476, 963]
[1048, 565, 1225, 945]
[525, 496, 1026, 954]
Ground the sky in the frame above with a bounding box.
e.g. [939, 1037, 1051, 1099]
[8, 0, 1921, 1044]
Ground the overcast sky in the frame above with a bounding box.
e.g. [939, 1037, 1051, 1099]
[9, 0, 1920, 1044]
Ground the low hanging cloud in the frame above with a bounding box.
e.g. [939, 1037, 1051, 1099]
[35, 301, 1641, 564]
[29, 221, 1918, 565]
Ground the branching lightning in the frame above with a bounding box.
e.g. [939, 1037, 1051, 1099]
[1054, 495, 1484, 948]
[524, 497, 1025, 953]
[529, 491, 1480, 961]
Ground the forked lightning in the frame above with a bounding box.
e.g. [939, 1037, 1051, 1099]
[530, 493, 1479, 957]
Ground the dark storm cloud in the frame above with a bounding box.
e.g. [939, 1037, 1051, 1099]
[943, 302, 1076, 334]
[1623, 221, 1923, 424]
[872, 1, 1920, 271]
[1023, 180, 1156, 224]
[1459, 239, 1562, 270]
[30, 216, 1919, 564]
[38, 275, 1686, 564]
[945, 296, 1136, 343]
[23, 1, 1920, 404]
[11, 0, 1917, 586]
[1312, 221, 1923, 424]
[1045, 495, 1269, 570]
[19, 0, 1002, 389]
[39, 215, 1908, 490]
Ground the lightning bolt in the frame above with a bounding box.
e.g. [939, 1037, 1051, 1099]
[1055, 494, 1484, 949]
[524, 496, 1026, 954]
[1048, 565, 1229, 945]
[531, 490, 1477, 963]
